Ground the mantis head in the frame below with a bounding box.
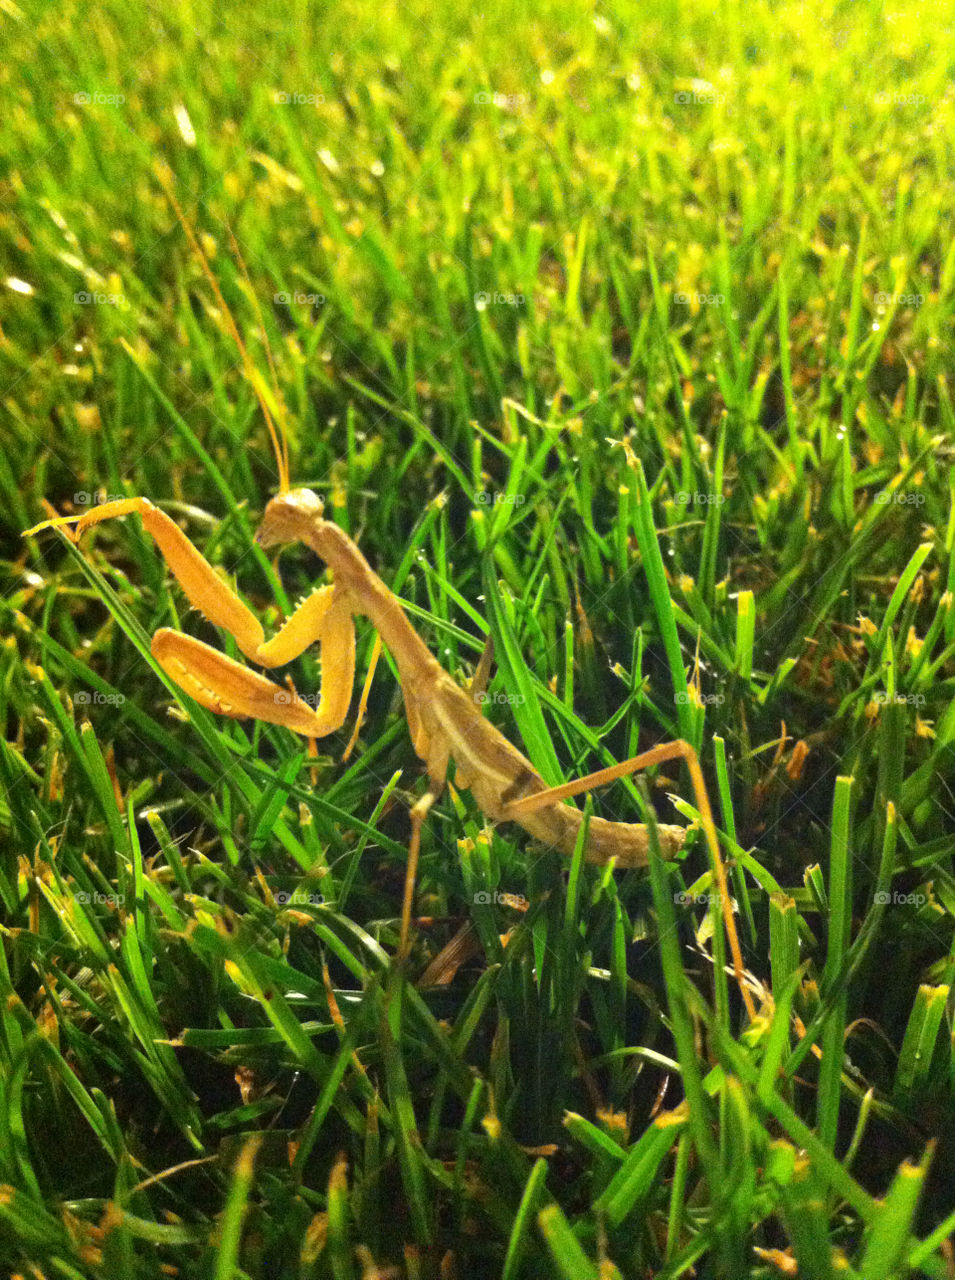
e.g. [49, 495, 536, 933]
[256, 488, 326, 549]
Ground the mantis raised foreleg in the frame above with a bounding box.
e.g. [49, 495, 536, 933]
[26, 488, 756, 1020]
[28, 497, 355, 737]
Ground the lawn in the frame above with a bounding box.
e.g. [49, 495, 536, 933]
[2, 0, 955, 1275]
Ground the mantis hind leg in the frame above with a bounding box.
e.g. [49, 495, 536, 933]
[502, 739, 757, 1022]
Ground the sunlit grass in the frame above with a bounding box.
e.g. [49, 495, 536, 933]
[2, 0, 955, 1275]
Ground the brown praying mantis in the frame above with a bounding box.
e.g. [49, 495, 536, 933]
[25, 186, 755, 1020]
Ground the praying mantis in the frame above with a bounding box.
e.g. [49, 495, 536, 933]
[25, 182, 755, 1020]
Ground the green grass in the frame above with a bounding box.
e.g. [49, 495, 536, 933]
[2, 0, 955, 1275]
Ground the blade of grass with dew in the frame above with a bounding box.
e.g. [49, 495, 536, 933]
[624, 453, 696, 745]
[817, 775, 853, 1152]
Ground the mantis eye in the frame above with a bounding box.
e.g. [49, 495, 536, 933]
[294, 489, 325, 518]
